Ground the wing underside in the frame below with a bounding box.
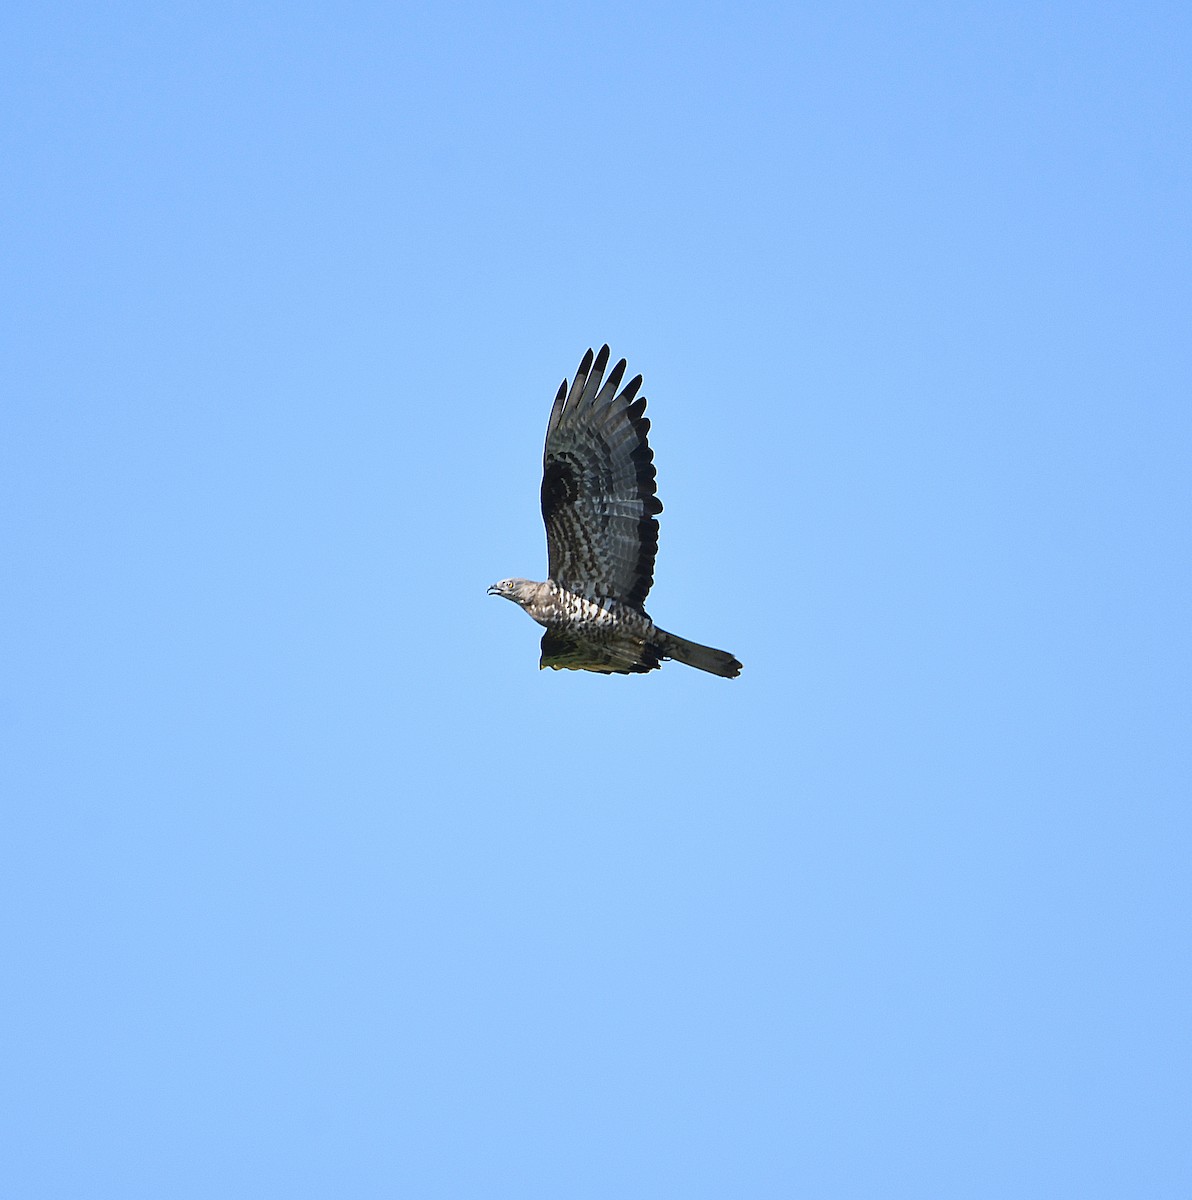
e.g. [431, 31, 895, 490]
[541, 346, 661, 609]
[539, 628, 663, 675]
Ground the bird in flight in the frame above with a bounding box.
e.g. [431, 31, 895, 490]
[489, 346, 742, 678]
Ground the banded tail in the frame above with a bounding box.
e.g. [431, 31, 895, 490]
[657, 630, 742, 679]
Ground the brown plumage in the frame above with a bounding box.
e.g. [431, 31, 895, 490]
[488, 347, 742, 678]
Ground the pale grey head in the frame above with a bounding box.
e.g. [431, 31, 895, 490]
[487, 578, 539, 607]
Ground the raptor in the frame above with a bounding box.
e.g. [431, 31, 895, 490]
[489, 346, 742, 678]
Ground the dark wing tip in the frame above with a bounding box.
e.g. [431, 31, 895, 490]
[602, 357, 627, 400]
[568, 348, 594, 397]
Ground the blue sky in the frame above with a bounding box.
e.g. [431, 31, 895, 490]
[2, 2, 1190, 1196]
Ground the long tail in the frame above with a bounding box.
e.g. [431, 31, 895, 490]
[657, 630, 742, 679]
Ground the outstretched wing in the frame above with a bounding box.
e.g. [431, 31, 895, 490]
[540, 629, 663, 675]
[541, 346, 662, 609]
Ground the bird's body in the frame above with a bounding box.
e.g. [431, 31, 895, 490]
[489, 347, 741, 678]
[498, 579, 649, 633]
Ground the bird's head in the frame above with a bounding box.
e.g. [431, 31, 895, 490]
[487, 578, 537, 606]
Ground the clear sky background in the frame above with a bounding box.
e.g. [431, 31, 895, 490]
[2, 3, 1190, 1197]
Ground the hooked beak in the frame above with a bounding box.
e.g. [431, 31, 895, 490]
[487, 584, 501, 596]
